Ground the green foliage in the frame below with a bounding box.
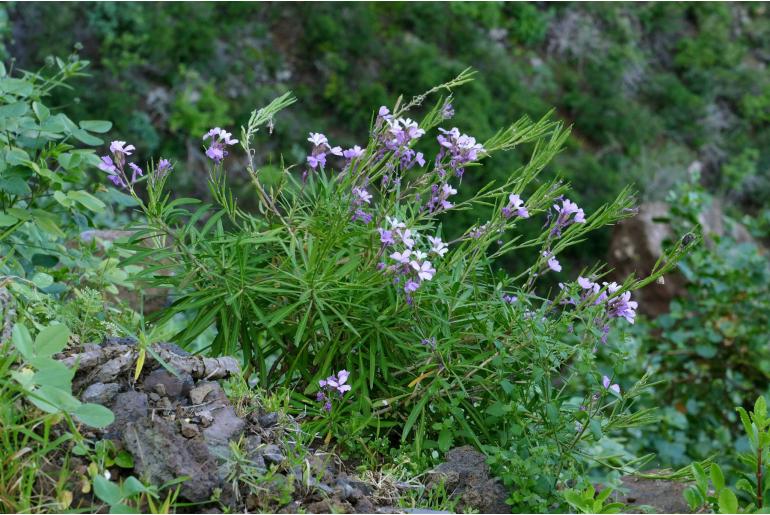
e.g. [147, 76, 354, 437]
[562, 484, 627, 514]
[684, 396, 770, 513]
[10, 321, 114, 428]
[619, 175, 770, 470]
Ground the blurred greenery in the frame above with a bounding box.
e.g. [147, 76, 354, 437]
[6, 2, 770, 259]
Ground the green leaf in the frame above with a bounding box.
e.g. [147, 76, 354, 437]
[0, 101, 28, 118]
[31, 272, 54, 289]
[0, 176, 31, 196]
[121, 476, 147, 496]
[93, 475, 123, 505]
[12, 323, 34, 361]
[0, 212, 18, 227]
[692, 463, 709, 493]
[114, 451, 134, 469]
[589, 419, 603, 440]
[68, 190, 106, 212]
[109, 504, 138, 514]
[30, 357, 74, 390]
[73, 403, 115, 428]
[755, 396, 767, 427]
[53, 190, 74, 208]
[684, 486, 705, 510]
[29, 385, 81, 413]
[718, 488, 738, 514]
[32, 101, 50, 121]
[438, 429, 453, 452]
[34, 324, 70, 356]
[70, 128, 103, 146]
[79, 120, 112, 133]
[711, 463, 725, 492]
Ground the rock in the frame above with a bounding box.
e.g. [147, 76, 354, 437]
[144, 368, 194, 400]
[262, 444, 285, 465]
[121, 418, 220, 502]
[190, 382, 217, 405]
[81, 382, 120, 405]
[608, 201, 756, 316]
[180, 422, 200, 438]
[354, 496, 376, 513]
[105, 391, 149, 440]
[198, 409, 214, 427]
[427, 446, 510, 514]
[307, 499, 353, 514]
[613, 473, 692, 514]
[258, 411, 279, 428]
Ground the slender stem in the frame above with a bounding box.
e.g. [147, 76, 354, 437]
[758, 444, 763, 508]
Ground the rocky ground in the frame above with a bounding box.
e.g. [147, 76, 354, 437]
[59, 338, 513, 513]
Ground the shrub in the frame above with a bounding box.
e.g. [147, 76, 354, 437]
[103, 72, 689, 510]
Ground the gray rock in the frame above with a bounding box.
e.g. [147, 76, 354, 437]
[143, 368, 194, 399]
[612, 472, 692, 514]
[121, 417, 220, 502]
[81, 382, 120, 405]
[105, 391, 149, 440]
[428, 446, 510, 514]
[262, 444, 285, 465]
[181, 422, 200, 438]
[258, 411, 279, 428]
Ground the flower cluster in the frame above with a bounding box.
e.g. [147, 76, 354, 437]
[435, 127, 485, 178]
[602, 375, 621, 395]
[98, 141, 143, 188]
[316, 369, 351, 412]
[502, 193, 529, 219]
[425, 182, 457, 213]
[203, 127, 238, 164]
[377, 107, 426, 172]
[550, 198, 586, 237]
[378, 217, 447, 303]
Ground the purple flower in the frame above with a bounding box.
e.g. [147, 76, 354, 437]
[352, 187, 372, 205]
[109, 141, 135, 156]
[551, 198, 587, 236]
[411, 260, 436, 281]
[502, 294, 518, 304]
[602, 375, 621, 395]
[607, 291, 638, 324]
[343, 145, 365, 159]
[318, 369, 352, 407]
[351, 209, 372, 224]
[505, 193, 530, 219]
[379, 228, 395, 246]
[436, 127, 485, 177]
[98, 155, 118, 175]
[307, 153, 327, 170]
[129, 162, 143, 183]
[543, 252, 562, 272]
[203, 127, 238, 164]
[404, 279, 420, 293]
[390, 249, 411, 264]
[307, 132, 329, 148]
[441, 102, 455, 120]
[427, 236, 448, 257]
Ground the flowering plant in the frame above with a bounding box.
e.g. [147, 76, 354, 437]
[114, 71, 690, 509]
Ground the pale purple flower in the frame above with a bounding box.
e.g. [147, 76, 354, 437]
[551, 198, 586, 236]
[379, 228, 395, 246]
[351, 209, 372, 224]
[329, 146, 343, 156]
[307, 132, 329, 148]
[404, 280, 420, 293]
[436, 127, 485, 177]
[129, 162, 143, 183]
[411, 260, 436, 281]
[203, 127, 238, 164]
[544, 252, 562, 272]
[109, 141, 135, 156]
[353, 187, 372, 204]
[411, 250, 427, 261]
[577, 276, 595, 289]
[98, 155, 118, 175]
[607, 291, 638, 324]
[502, 294, 517, 304]
[504, 193, 530, 219]
[602, 375, 621, 395]
[415, 152, 426, 167]
[441, 102, 455, 120]
[390, 250, 411, 264]
[387, 217, 406, 230]
[307, 153, 327, 170]
[343, 145, 365, 159]
[427, 236, 448, 257]
[398, 229, 415, 249]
